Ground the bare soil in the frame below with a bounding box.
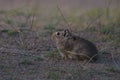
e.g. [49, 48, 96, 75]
[0, 25, 120, 80]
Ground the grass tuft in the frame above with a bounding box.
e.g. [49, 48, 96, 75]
[47, 71, 60, 80]
[33, 56, 44, 61]
[86, 8, 103, 20]
[7, 30, 19, 36]
[100, 25, 114, 35]
[44, 24, 55, 31]
[106, 66, 118, 72]
[86, 26, 95, 32]
[0, 29, 9, 33]
[19, 58, 33, 65]
[0, 29, 19, 36]
[45, 49, 59, 58]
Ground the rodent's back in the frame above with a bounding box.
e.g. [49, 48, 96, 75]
[71, 36, 98, 59]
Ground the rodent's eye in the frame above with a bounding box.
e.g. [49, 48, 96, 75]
[56, 32, 60, 35]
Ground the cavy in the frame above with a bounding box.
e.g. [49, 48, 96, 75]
[51, 29, 98, 61]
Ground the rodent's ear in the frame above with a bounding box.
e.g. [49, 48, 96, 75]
[64, 29, 71, 37]
[64, 29, 69, 33]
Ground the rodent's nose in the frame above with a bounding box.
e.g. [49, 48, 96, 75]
[51, 33, 55, 40]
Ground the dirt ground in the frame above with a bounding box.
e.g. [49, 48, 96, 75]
[0, 25, 120, 80]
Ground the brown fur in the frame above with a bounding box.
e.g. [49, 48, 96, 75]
[51, 29, 98, 61]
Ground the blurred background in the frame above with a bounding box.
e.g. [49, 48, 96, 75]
[0, 0, 119, 10]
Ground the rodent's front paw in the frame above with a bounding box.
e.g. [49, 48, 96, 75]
[62, 56, 68, 60]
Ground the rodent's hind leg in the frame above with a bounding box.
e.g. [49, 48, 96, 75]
[76, 54, 90, 61]
[60, 52, 68, 60]
[68, 54, 77, 60]
[62, 56, 68, 60]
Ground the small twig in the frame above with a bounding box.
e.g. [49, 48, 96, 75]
[106, 0, 112, 18]
[83, 54, 98, 66]
[110, 52, 120, 70]
[56, 0, 71, 31]
[15, 29, 25, 49]
[87, 14, 102, 28]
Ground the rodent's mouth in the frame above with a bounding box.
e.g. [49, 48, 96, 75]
[51, 33, 54, 39]
[51, 33, 56, 41]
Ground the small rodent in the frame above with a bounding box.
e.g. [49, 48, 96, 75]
[51, 29, 98, 61]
